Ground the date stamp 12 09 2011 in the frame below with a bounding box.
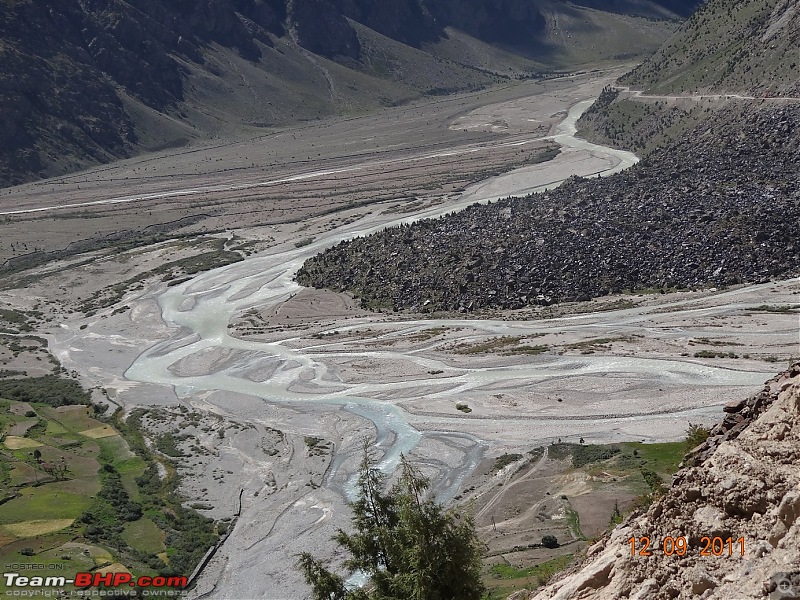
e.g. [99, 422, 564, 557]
[629, 536, 745, 557]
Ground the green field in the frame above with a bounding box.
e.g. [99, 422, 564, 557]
[485, 555, 575, 599]
[0, 485, 93, 523]
[122, 517, 166, 554]
[550, 439, 689, 483]
[619, 441, 686, 476]
[0, 388, 219, 594]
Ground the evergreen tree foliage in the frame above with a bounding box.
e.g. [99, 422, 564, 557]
[298, 451, 485, 600]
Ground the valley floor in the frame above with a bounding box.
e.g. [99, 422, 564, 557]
[0, 72, 797, 598]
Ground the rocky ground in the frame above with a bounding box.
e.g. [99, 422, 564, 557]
[520, 363, 800, 600]
[296, 102, 800, 312]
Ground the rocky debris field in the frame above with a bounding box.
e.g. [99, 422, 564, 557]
[521, 362, 800, 600]
[297, 103, 800, 312]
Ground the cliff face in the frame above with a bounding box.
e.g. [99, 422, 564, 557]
[522, 363, 800, 600]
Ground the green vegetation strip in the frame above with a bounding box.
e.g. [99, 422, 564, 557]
[490, 554, 574, 581]
[749, 304, 800, 314]
[485, 555, 574, 599]
[0, 374, 220, 592]
[0, 375, 91, 407]
[77, 237, 244, 315]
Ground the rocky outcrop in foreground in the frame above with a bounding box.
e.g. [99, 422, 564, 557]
[520, 363, 800, 600]
[297, 103, 800, 312]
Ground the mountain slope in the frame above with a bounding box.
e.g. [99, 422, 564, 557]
[295, 0, 799, 313]
[0, 0, 701, 188]
[620, 0, 800, 94]
[576, 0, 800, 154]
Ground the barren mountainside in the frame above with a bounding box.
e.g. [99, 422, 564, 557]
[576, 0, 800, 154]
[0, 0, 702, 187]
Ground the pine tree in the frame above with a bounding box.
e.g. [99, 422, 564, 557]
[298, 450, 485, 600]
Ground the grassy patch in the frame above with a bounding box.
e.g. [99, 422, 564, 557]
[455, 336, 524, 354]
[454, 334, 546, 355]
[407, 326, 451, 342]
[565, 505, 585, 540]
[122, 518, 165, 554]
[80, 425, 118, 439]
[492, 454, 522, 471]
[548, 443, 622, 468]
[563, 336, 636, 353]
[44, 420, 68, 435]
[0, 486, 92, 523]
[484, 555, 574, 599]
[1, 518, 74, 537]
[154, 432, 187, 458]
[507, 344, 549, 355]
[690, 337, 743, 347]
[47, 405, 101, 431]
[618, 441, 686, 477]
[693, 350, 738, 359]
[3, 436, 43, 449]
[490, 554, 573, 581]
[749, 304, 800, 314]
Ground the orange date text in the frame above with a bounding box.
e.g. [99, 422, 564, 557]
[628, 536, 745, 557]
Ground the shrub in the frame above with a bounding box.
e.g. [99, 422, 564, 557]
[571, 445, 620, 468]
[686, 423, 710, 449]
[541, 535, 559, 549]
